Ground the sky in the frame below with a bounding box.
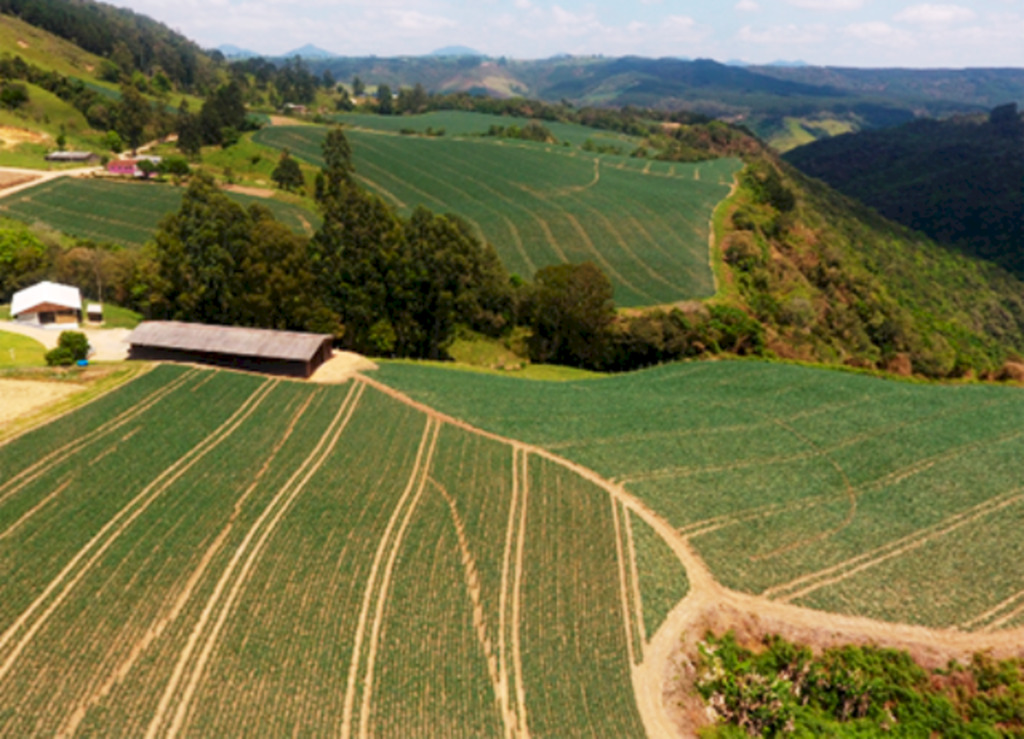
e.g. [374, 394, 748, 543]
[113, 0, 1024, 67]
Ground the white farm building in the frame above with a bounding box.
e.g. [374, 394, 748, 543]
[10, 281, 83, 327]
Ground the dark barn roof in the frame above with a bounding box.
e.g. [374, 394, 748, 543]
[126, 321, 334, 377]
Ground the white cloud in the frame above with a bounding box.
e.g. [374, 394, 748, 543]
[735, 0, 760, 11]
[894, 4, 976, 25]
[737, 23, 829, 45]
[845, 21, 916, 47]
[787, 0, 865, 9]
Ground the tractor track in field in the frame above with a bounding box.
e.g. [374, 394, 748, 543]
[497, 446, 527, 738]
[61, 390, 321, 738]
[748, 414, 857, 561]
[341, 411, 439, 739]
[0, 368, 198, 509]
[434, 477, 518, 737]
[624, 510, 647, 647]
[763, 489, 1024, 603]
[360, 373, 1024, 737]
[611, 499, 641, 666]
[0, 378, 276, 687]
[148, 383, 362, 739]
[509, 447, 530, 738]
[357, 418, 440, 739]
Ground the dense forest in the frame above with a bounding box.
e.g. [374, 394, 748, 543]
[785, 105, 1024, 276]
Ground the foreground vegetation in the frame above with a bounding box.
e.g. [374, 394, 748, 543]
[377, 358, 1024, 630]
[696, 631, 1024, 737]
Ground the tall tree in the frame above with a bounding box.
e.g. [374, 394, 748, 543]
[376, 84, 394, 115]
[116, 79, 150, 152]
[150, 173, 250, 322]
[271, 150, 304, 191]
[527, 261, 615, 369]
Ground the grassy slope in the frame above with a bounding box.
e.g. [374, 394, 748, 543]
[0, 14, 111, 85]
[0, 329, 45, 367]
[0, 365, 645, 735]
[376, 358, 1024, 630]
[256, 117, 741, 306]
[0, 177, 320, 246]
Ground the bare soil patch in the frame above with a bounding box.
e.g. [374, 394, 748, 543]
[308, 351, 377, 383]
[0, 126, 48, 148]
[0, 171, 40, 189]
[222, 183, 276, 199]
[0, 379, 78, 424]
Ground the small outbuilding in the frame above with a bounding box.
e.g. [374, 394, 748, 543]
[86, 303, 104, 324]
[125, 321, 334, 378]
[45, 151, 98, 163]
[11, 281, 83, 327]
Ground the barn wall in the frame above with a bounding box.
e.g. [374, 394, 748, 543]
[128, 346, 313, 378]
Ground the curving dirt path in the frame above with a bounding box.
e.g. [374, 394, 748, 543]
[359, 373, 1024, 738]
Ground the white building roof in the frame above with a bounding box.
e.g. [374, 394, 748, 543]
[11, 281, 83, 316]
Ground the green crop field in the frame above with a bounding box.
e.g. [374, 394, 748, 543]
[0, 178, 319, 247]
[255, 122, 741, 307]
[334, 110, 644, 148]
[376, 360, 1024, 631]
[0, 364, 658, 735]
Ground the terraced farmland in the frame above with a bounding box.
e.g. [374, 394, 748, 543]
[0, 364, 667, 736]
[0, 178, 318, 247]
[333, 110, 644, 148]
[376, 360, 1024, 633]
[255, 123, 740, 306]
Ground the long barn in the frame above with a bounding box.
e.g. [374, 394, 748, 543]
[126, 321, 334, 378]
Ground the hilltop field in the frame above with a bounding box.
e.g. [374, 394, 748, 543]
[255, 116, 741, 306]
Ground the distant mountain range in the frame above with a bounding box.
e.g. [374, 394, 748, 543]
[429, 46, 483, 57]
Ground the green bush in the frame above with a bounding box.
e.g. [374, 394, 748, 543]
[45, 346, 74, 366]
[696, 631, 1024, 737]
[57, 331, 89, 361]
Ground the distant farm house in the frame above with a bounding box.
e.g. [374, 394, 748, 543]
[107, 155, 161, 178]
[281, 103, 307, 114]
[10, 281, 83, 327]
[45, 151, 98, 163]
[126, 321, 334, 378]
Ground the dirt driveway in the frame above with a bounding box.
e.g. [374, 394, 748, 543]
[0, 322, 130, 361]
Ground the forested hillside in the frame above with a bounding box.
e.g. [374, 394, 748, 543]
[0, 0, 217, 90]
[784, 105, 1024, 274]
[714, 152, 1024, 377]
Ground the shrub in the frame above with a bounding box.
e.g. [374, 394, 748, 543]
[57, 331, 90, 361]
[45, 346, 74, 366]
